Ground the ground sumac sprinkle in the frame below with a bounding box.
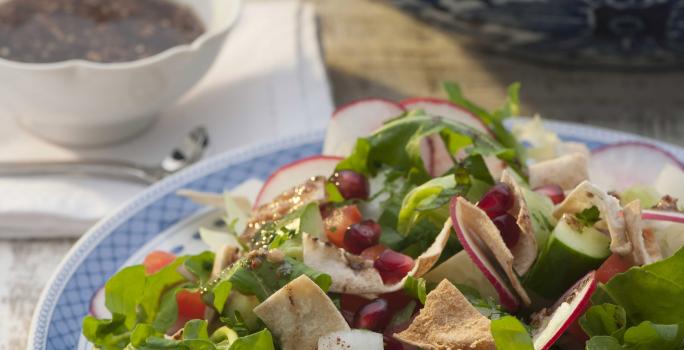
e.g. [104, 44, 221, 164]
[0, 0, 205, 63]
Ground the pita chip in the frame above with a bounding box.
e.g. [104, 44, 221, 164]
[624, 200, 662, 265]
[395, 280, 495, 350]
[554, 181, 630, 255]
[303, 218, 452, 295]
[529, 153, 589, 191]
[500, 169, 538, 275]
[253, 275, 349, 350]
[455, 198, 531, 306]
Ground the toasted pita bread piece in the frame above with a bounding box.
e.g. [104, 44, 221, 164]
[623, 200, 662, 265]
[303, 218, 452, 295]
[554, 181, 630, 255]
[253, 275, 349, 350]
[500, 169, 538, 275]
[395, 280, 495, 350]
[529, 153, 589, 191]
[455, 198, 531, 306]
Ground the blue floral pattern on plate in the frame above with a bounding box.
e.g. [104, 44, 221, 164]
[392, 0, 684, 68]
[28, 122, 684, 349]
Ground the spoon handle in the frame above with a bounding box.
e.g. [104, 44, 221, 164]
[0, 160, 161, 184]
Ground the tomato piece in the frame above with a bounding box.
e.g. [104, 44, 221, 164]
[360, 244, 388, 261]
[324, 205, 363, 248]
[143, 250, 176, 275]
[596, 253, 633, 284]
[176, 290, 206, 321]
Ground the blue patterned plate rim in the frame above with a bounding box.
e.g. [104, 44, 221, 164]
[27, 120, 684, 349]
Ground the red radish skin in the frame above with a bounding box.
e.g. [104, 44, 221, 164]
[641, 209, 684, 224]
[253, 155, 342, 208]
[449, 197, 520, 311]
[534, 271, 597, 350]
[534, 184, 566, 205]
[399, 98, 491, 135]
[590, 141, 684, 191]
[324, 99, 405, 156]
[420, 134, 455, 177]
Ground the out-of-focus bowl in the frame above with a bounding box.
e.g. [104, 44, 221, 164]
[0, 0, 242, 146]
[392, 0, 684, 70]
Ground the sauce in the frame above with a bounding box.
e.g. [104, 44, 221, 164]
[0, 0, 205, 63]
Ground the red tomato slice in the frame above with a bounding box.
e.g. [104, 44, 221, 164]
[176, 290, 206, 321]
[596, 253, 633, 284]
[324, 205, 363, 248]
[143, 250, 176, 275]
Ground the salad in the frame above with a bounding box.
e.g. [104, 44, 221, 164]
[83, 82, 684, 350]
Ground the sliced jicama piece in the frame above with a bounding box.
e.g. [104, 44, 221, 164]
[254, 155, 342, 207]
[89, 286, 110, 319]
[400, 98, 490, 134]
[323, 99, 405, 156]
[450, 197, 525, 311]
[589, 141, 684, 192]
[318, 330, 383, 350]
[642, 209, 684, 223]
[531, 271, 597, 350]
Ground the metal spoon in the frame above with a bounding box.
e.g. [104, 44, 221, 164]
[0, 126, 209, 184]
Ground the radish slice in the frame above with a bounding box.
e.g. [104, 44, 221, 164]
[318, 330, 383, 350]
[450, 197, 520, 311]
[532, 271, 597, 350]
[642, 209, 684, 224]
[89, 286, 110, 319]
[323, 99, 405, 156]
[400, 98, 490, 135]
[420, 134, 455, 177]
[589, 141, 684, 191]
[254, 155, 342, 207]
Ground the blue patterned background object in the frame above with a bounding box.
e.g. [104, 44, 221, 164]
[392, 0, 684, 69]
[28, 122, 684, 349]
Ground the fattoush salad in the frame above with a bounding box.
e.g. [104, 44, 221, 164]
[83, 83, 684, 350]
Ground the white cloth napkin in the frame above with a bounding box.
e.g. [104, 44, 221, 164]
[0, 0, 332, 238]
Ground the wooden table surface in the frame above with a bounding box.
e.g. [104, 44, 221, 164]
[5, 0, 684, 348]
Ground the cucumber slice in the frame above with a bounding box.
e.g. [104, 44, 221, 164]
[523, 216, 609, 299]
[521, 187, 556, 249]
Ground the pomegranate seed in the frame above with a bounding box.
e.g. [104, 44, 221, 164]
[374, 250, 414, 284]
[380, 290, 413, 310]
[478, 183, 514, 218]
[330, 170, 370, 200]
[492, 214, 521, 249]
[534, 184, 565, 204]
[344, 219, 382, 254]
[361, 244, 388, 261]
[340, 294, 370, 315]
[383, 335, 405, 350]
[354, 298, 391, 331]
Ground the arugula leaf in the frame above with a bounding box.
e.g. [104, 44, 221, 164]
[575, 206, 601, 229]
[184, 251, 215, 284]
[592, 247, 684, 324]
[457, 284, 508, 320]
[83, 314, 131, 350]
[490, 316, 534, 350]
[212, 280, 233, 313]
[585, 336, 622, 349]
[228, 329, 274, 350]
[622, 321, 684, 349]
[580, 304, 627, 338]
[218, 254, 331, 301]
[403, 276, 427, 304]
[104, 265, 147, 329]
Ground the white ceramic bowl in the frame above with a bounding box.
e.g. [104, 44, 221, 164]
[0, 0, 242, 146]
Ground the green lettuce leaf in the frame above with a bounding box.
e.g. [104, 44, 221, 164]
[592, 247, 684, 324]
[403, 276, 427, 305]
[490, 316, 534, 350]
[580, 304, 627, 338]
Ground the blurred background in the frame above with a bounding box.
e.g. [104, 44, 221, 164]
[314, 0, 684, 146]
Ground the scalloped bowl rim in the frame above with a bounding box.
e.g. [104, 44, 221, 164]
[0, 0, 243, 71]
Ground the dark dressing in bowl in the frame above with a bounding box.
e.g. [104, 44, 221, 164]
[0, 0, 205, 63]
